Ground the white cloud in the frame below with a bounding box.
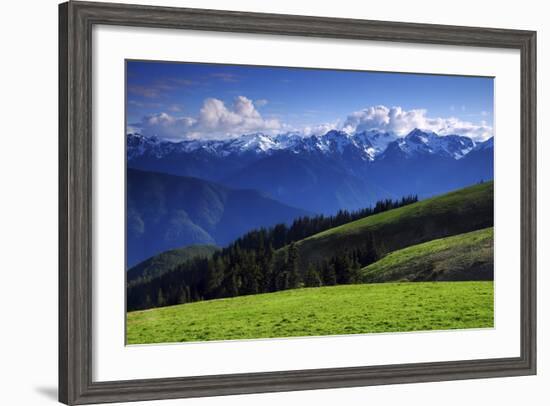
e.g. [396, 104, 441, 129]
[136, 112, 197, 140]
[302, 122, 338, 137]
[135, 96, 281, 140]
[167, 104, 184, 113]
[134, 101, 492, 142]
[255, 99, 269, 107]
[342, 105, 492, 141]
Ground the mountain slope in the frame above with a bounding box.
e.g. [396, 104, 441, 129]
[287, 181, 493, 271]
[384, 129, 475, 159]
[361, 227, 493, 283]
[455, 137, 494, 183]
[127, 169, 310, 267]
[371, 132, 493, 199]
[222, 150, 387, 214]
[127, 245, 219, 283]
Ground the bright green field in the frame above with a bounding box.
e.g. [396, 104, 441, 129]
[127, 281, 494, 344]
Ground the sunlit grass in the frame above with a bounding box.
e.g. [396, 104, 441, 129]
[127, 281, 493, 344]
[361, 227, 493, 282]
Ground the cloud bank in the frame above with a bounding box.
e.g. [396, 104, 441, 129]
[342, 105, 492, 141]
[131, 100, 492, 142]
[133, 96, 281, 141]
[301, 122, 340, 137]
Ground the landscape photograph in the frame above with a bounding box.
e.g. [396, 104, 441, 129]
[125, 60, 495, 345]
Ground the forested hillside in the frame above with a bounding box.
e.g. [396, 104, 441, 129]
[127, 182, 492, 311]
[290, 180, 493, 269]
[127, 194, 418, 310]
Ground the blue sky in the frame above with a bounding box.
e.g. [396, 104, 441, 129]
[127, 60, 494, 141]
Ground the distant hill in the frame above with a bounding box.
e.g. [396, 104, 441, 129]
[127, 169, 310, 267]
[221, 150, 388, 214]
[361, 227, 493, 283]
[287, 181, 493, 271]
[127, 245, 219, 283]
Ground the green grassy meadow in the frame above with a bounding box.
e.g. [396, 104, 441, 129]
[361, 227, 494, 283]
[127, 281, 494, 344]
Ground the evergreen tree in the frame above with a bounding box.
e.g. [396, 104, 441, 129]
[286, 243, 301, 289]
[177, 285, 188, 304]
[157, 288, 165, 307]
[349, 255, 361, 283]
[225, 264, 241, 297]
[304, 264, 322, 287]
[206, 257, 225, 297]
[241, 251, 260, 295]
[359, 233, 378, 267]
[321, 260, 337, 286]
[260, 243, 275, 292]
[271, 250, 286, 291]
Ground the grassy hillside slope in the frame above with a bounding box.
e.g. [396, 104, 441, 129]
[290, 181, 493, 270]
[361, 227, 493, 283]
[127, 244, 219, 283]
[127, 281, 493, 344]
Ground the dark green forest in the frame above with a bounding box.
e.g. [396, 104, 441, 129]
[127, 195, 417, 310]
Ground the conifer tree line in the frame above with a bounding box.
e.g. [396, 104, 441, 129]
[127, 195, 417, 311]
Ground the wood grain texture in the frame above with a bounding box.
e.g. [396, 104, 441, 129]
[58, 3, 69, 404]
[58, 1, 537, 404]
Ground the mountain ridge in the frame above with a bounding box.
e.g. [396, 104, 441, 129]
[127, 244, 219, 283]
[127, 129, 494, 215]
[127, 168, 310, 267]
[128, 128, 489, 163]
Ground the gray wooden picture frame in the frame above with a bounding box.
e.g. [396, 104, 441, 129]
[59, 1, 537, 404]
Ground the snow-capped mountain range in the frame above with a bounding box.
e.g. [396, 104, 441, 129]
[128, 128, 488, 163]
[127, 128, 493, 215]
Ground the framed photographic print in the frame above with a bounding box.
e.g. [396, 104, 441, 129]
[59, 1, 536, 404]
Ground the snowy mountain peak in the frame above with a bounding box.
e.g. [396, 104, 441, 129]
[225, 133, 278, 153]
[473, 136, 494, 151]
[127, 133, 167, 159]
[407, 128, 437, 137]
[322, 130, 354, 153]
[354, 130, 397, 159]
[127, 128, 485, 163]
[380, 129, 476, 160]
